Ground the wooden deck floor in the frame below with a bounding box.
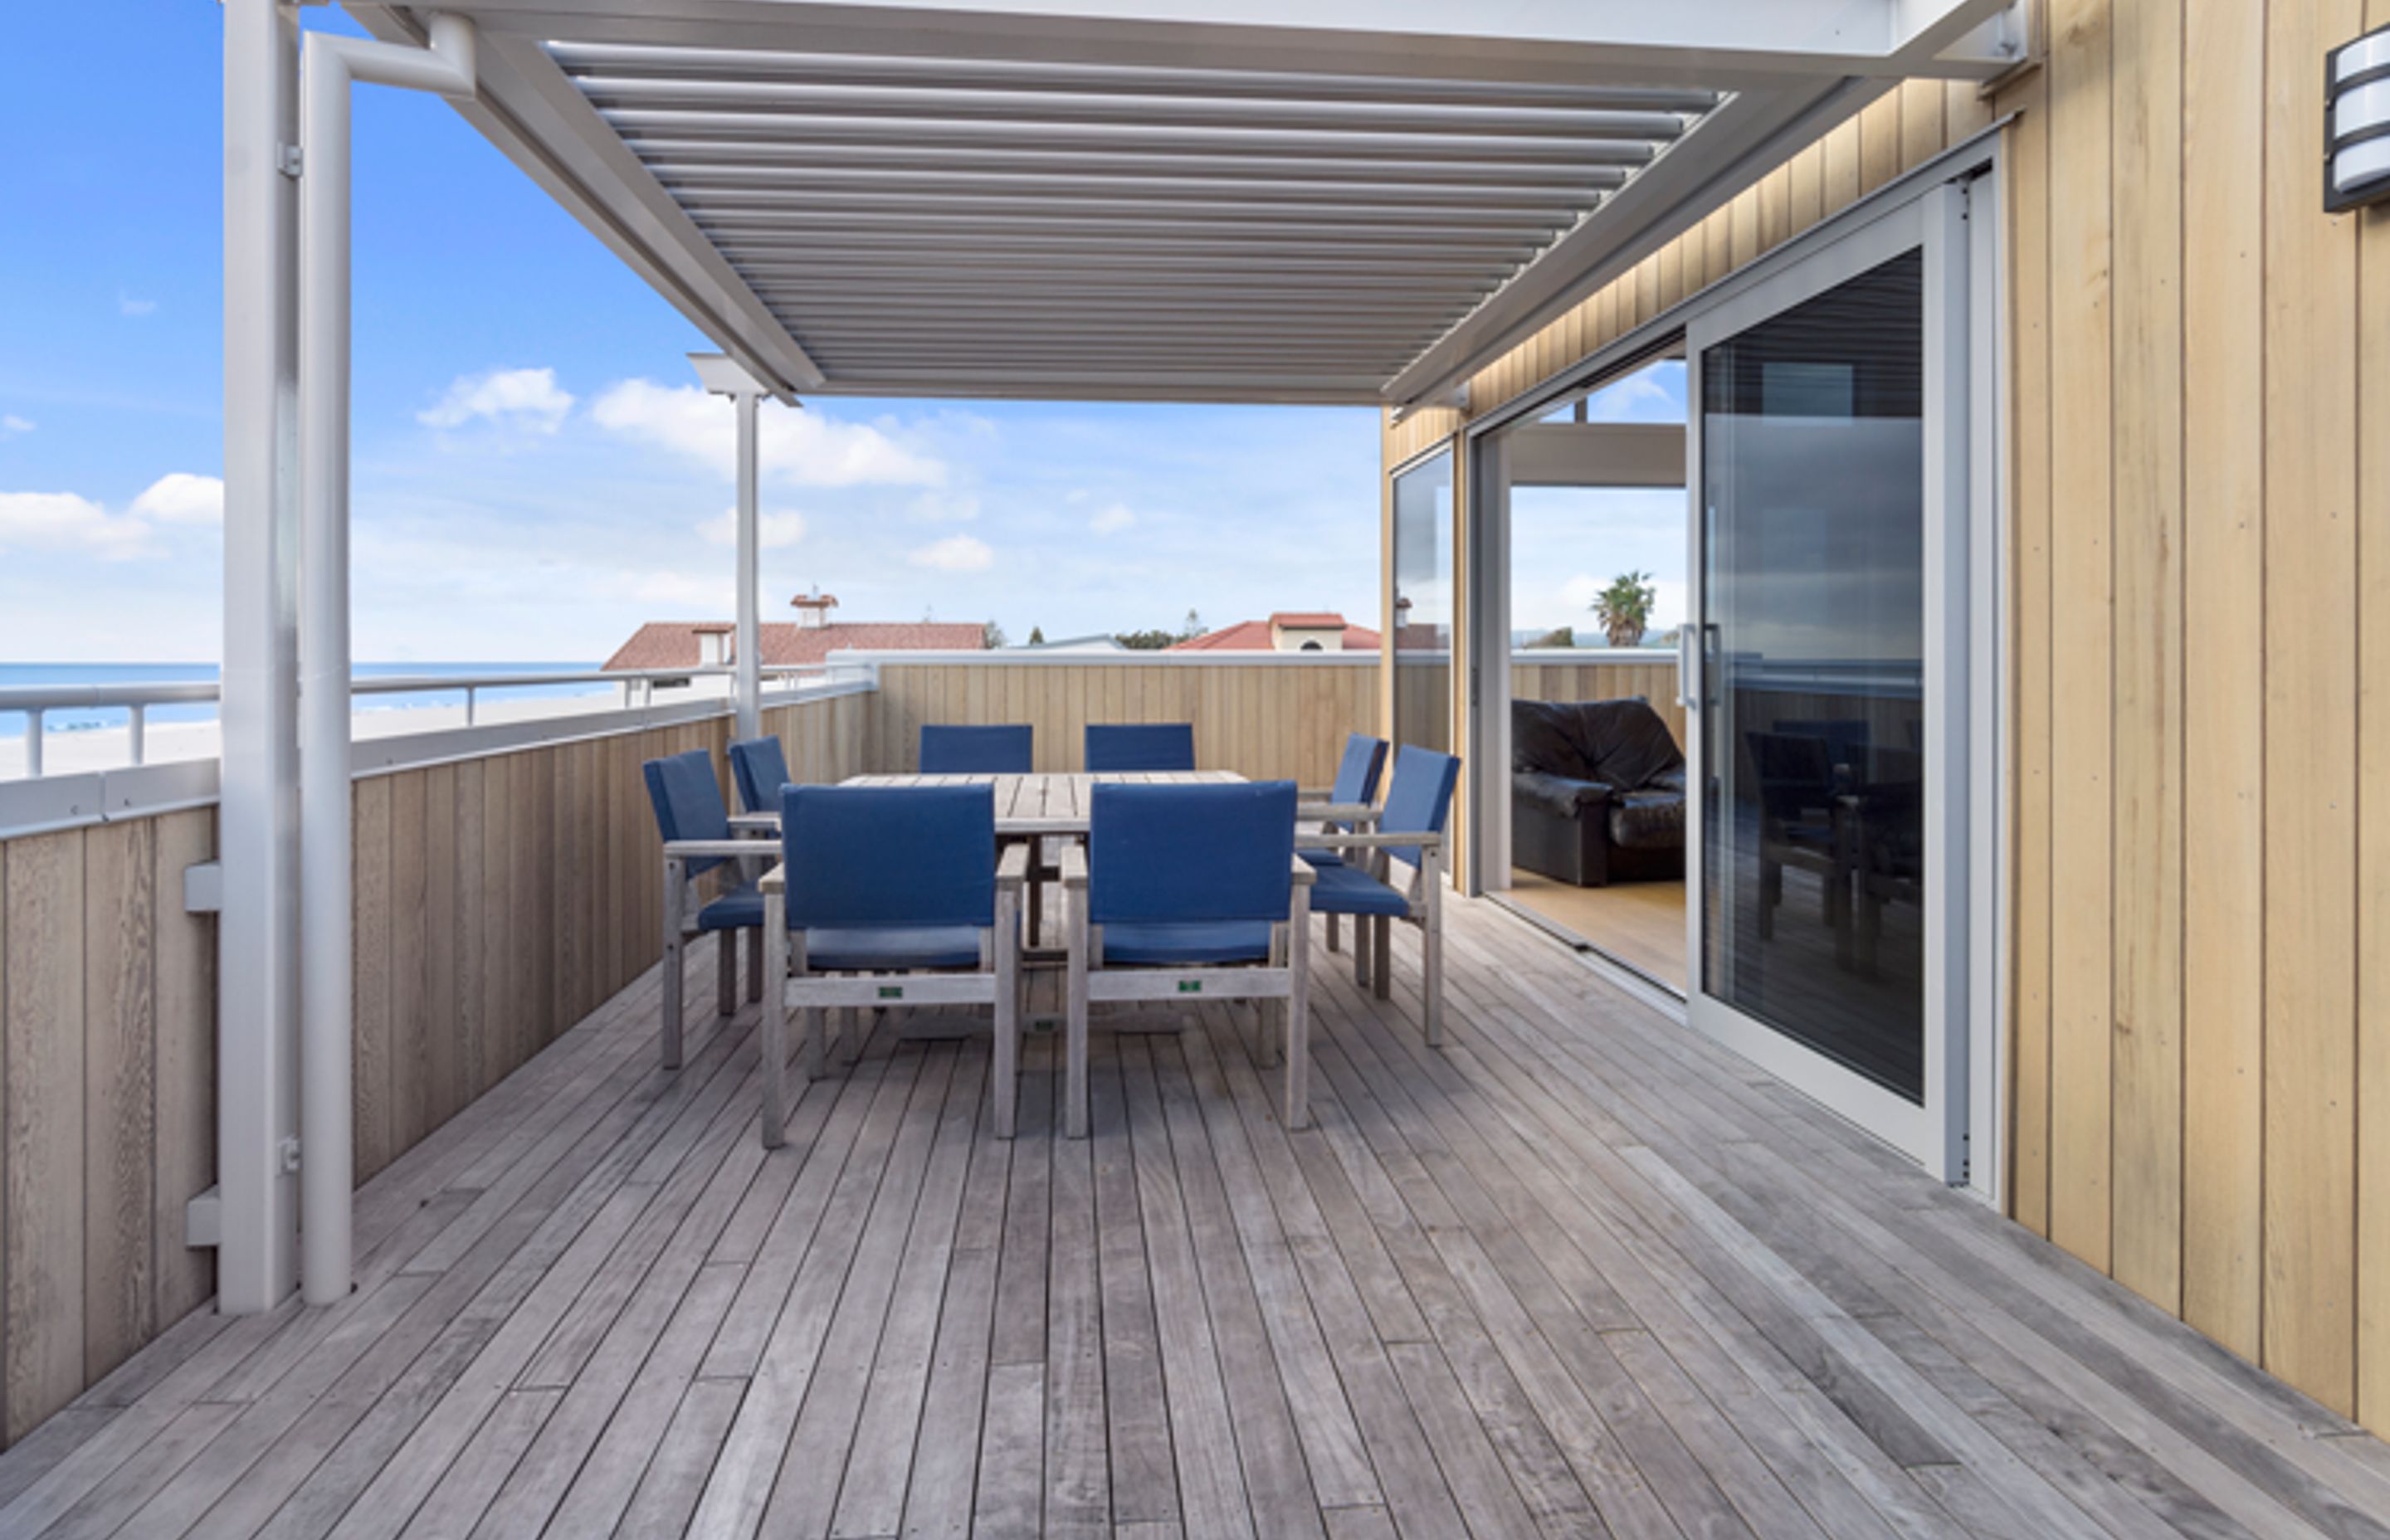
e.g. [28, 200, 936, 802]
[4, 895, 2388, 1540]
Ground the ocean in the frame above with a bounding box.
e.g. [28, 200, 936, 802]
[0, 662, 609, 737]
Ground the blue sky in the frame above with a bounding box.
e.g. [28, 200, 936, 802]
[0, 3, 1381, 663]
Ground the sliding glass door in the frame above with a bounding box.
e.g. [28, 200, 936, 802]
[1683, 183, 1979, 1182]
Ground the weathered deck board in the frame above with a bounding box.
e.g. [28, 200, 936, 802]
[3, 894, 2386, 1539]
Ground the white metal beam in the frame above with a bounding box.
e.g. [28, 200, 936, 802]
[399, 0, 2029, 85]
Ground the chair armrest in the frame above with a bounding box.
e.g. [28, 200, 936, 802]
[1296, 830, 1441, 850]
[1058, 843, 1089, 889]
[758, 862, 786, 896]
[997, 843, 1031, 887]
[1295, 786, 1336, 802]
[1309, 802, 1380, 825]
[664, 840, 768, 860]
[1289, 854, 1317, 886]
[729, 812, 779, 832]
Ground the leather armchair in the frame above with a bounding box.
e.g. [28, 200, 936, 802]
[1510, 697, 1686, 886]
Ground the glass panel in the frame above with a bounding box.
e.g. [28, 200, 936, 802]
[1699, 249, 1926, 1102]
[1393, 450, 1453, 752]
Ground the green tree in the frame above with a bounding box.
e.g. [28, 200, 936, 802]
[983, 619, 1008, 649]
[1591, 572, 1657, 648]
[1114, 628, 1177, 651]
[1027, 625, 1046, 646]
[1179, 607, 1203, 641]
[1524, 625, 1576, 649]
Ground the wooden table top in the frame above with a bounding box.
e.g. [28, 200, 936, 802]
[838, 770, 1244, 835]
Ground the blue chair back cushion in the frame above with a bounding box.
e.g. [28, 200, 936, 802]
[1330, 733, 1389, 807]
[1085, 722, 1196, 772]
[1378, 745, 1463, 870]
[919, 723, 1034, 774]
[728, 736, 792, 814]
[643, 749, 733, 876]
[781, 784, 996, 930]
[1089, 781, 1295, 926]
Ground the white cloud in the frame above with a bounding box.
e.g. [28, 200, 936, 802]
[1089, 503, 1136, 535]
[909, 490, 980, 523]
[698, 506, 807, 549]
[0, 415, 32, 438]
[418, 367, 576, 433]
[129, 472, 224, 525]
[589, 380, 946, 488]
[910, 534, 993, 573]
[0, 490, 154, 560]
[119, 295, 157, 318]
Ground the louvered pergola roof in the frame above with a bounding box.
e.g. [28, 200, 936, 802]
[348, 0, 2025, 406]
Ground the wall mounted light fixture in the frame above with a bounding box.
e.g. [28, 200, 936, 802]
[2329, 25, 2390, 212]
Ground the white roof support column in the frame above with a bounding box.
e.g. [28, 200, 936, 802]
[690, 352, 773, 740]
[295, 12, 478, 1309]
[218, 0, 304, 1316]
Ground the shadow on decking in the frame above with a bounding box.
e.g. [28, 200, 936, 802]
[1, 894, 2385, 1539]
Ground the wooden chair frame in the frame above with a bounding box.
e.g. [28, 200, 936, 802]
[659, 836, 774, 1070]
[756, 844, 1027, 1148]
[1297, 818, 1447, 1046]
[1059, 844, 1316, 1139]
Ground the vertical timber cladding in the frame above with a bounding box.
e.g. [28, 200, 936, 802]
[865, 659, 1378, 786]
[0, 686, 875, 1450]
[1376, 0, 2390, 1435]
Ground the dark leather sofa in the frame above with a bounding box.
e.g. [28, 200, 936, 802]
[1511, 697, 1686, 886]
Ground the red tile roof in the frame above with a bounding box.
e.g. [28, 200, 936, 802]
[1269, 611, 1349, 629]
[602, 621, 985, 670]
[1169, 617, 1382, 652]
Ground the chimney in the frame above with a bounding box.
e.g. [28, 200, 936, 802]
[791, 587, 839, 631]
[693, 621, 734, 666]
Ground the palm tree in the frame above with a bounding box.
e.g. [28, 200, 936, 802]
[1591, 572, 1657, 648]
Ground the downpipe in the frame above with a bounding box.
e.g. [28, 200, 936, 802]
[297, 12, 476, 1306]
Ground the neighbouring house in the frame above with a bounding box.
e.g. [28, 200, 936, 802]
[602, 591, 986, 672]
[1171, 611, 1381, 654]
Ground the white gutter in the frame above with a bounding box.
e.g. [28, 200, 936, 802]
[298, 10, 478, 1307]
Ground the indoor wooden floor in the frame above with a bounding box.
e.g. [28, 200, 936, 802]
[3, 897, 2388, 1540]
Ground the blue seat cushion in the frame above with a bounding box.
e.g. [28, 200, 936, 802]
[803, 924, 983, 972]
[1300, 848, 1348, 869]
[1100, 919, 1275, 966]
[696, 884, 766, 932]
[1305, 862, 1411, 918]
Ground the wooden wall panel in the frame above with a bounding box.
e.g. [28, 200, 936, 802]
[4, 832, 85, 1443]
[2261, 0, 2363, 1418]
[2360, 0, 2390, 1437]
[868, 661, 1382, 787]
[2180, 0, 2266, 1363]
[2107, 0, 2184, 1313]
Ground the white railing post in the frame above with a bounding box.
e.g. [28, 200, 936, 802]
[23, 709, 42, 779]
[128, 704, 146, 767]
[464, 684, 477, 726]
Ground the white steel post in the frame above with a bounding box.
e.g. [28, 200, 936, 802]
[296, 12, 476, 1307]
[219, 0, 304, 1316]
[734, 390, 762, 741]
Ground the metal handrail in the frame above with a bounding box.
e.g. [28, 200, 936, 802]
[2, 662, 859, 777]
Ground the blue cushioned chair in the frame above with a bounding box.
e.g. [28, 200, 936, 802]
[727, 735, 791, 815]
[920, 723, 1034, 773]
[643, 749, 771, 1070]
[1085, 722, 1195, 772]
[758, 784, 1027, 1145]
[1300, 733, 1389, 955]
[1061, 781, 1314, 1138]
[1299, 745, 1461, 1045]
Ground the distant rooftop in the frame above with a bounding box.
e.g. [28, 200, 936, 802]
[1173, 613, 1381, 654]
